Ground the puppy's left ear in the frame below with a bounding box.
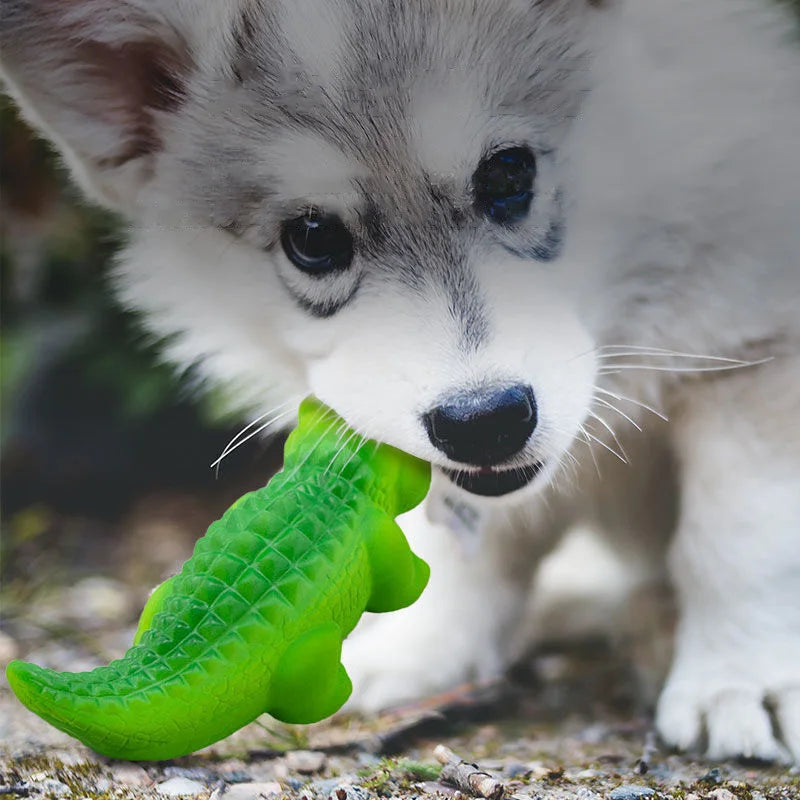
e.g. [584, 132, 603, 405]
[0, 1, 193, 214]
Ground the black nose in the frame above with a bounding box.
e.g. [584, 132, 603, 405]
[423, 384, 537, 466]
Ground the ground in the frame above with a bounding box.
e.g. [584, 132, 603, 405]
[2, 649, 799, 800]
[2, 490, 799, 800]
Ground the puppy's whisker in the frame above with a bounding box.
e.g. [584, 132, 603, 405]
[557, 445, 581, 472]
[336, 408, 392, 476]
[552, 451, 580, 492]
[596, 356, 771, 374]
[323, 420, 354, 474]
[281, 409, 340, 483]
[577, 423, 602, 478]
[593, 386, 668, 421]
[213, 400, 294, 468]
[587, 411, 629, 462]
[325, 425, 363, 475]
[593, 396, 642, 432]
[545, 422, 592, 478]
[340, 433, 380, 475]
[211, 407, 295, 475]
[579, 423, 628, 464]
[596, 344, 756, 362]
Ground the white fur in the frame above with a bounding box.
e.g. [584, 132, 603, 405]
[267, 134, 364, 209]
[409, 72, 487, 179]
[656, 362, 800, 762]
[3, 0, 799, 762]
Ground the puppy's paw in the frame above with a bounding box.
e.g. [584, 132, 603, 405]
[772, 686, 800, 763]
[656, 656, 800, 762]
[342, 598, 504, 713]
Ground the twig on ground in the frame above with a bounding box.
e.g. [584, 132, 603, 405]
[433, 744, 504, 800]
[634, 730, 658, 775]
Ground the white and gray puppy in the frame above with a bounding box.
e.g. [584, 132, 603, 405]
[2, 0, 799, 762]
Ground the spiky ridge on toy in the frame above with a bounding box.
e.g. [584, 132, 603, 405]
[6, 397, 431, 760]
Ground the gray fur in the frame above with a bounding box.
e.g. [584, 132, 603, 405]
[157, 0, 589, 314]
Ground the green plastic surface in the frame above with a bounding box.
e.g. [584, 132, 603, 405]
[6, 397, 431, 760]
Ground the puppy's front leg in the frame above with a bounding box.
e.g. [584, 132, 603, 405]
[656, 365, 800, 762]
[342, 475, 565, 712]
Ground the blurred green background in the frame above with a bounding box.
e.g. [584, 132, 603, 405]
[0, 99, 281, 631]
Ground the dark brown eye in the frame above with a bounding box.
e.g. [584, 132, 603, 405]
[473, 146, 536, 224]
[280, 212, 354, 275]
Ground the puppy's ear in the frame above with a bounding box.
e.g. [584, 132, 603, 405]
[0, 1, 192, 212]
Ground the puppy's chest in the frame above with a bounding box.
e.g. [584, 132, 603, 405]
[427, 483, 489, 558]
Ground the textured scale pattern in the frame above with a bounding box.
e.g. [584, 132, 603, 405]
[6, 397, 431, 760]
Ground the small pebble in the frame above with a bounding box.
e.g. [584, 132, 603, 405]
[112, 764, 154, 787]
[699, 767, 722, 785]
[218, 770, 254, 784]
[218, 781, 283, 799]
[0, 785, 30, 798]
[33, 779, 71, 796]
[708, 790, 737, 800]
[575, 769, 604, 780]
[420, 781, 458, 796]
[504, 763, 530, 779]
[157, 776, 208, 796]
[330, 784, 370, 800]
[308, 778, 344, 798]
[164, 766, 215, 783]
[286, 750, 327, 774]
[307, 777, 357, 798]
[725, 781, 747, 790]
[608, 786, 656, 800]
[526, 763, 553, 780]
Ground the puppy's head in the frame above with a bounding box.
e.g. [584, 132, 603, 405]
[2, 0, 607, 498]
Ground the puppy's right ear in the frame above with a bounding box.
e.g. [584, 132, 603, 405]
[0, 1, 193, 213]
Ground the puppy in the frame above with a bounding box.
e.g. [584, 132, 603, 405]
[2, 0, 799, 761]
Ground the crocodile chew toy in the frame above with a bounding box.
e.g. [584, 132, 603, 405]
[6, 397, 431, 760]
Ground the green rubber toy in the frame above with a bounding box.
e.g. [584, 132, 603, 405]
[6, 397, 431, 760]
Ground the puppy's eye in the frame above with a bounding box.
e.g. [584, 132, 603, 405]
[473, 146, 536, 224]
[280, 212, 354, 275]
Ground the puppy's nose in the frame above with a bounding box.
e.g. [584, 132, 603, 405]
[423, 384, 537, 466]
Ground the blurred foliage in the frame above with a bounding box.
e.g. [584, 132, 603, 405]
[1, 98, 252, 526]
[1, 98, 185, 426]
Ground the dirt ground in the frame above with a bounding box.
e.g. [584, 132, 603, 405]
[2, 653, 799, 800]
[2, 492, 799, 800]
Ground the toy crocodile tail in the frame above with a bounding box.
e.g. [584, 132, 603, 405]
[6, 397, 430, 760]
